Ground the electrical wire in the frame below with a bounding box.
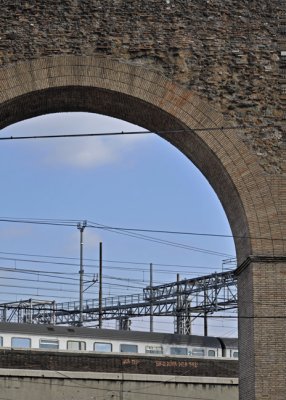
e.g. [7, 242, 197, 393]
[0, 279, 146, 293]
[0, 217, 234, 257]
[0, 124, 280, 141]
[87, 221, 233, 257]
[0, 250, 236, 270]
[90, 224, 283, 242]
[0, 275, 79, 287]
[0, 291, 78, 300]
[0, 254, 226, 276]
[0, 265, 80, 279]
[0, 283, 77, 294]
[0, 217, 78, 228]
[0, 261, 223, 285]
[1, 215, 283, 242]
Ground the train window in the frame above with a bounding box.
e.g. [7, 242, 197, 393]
[232, 351, 239, 358]
[67, 341, 86, 351]
[39, 339, 59, 349]
[170, 347, 188, 355]
[94, 342, 112, 352]
[208, 350, 216, 357]
[192, 348, 205, 357]
[120, 344, 138, 353]
[11, 337, 31, 348]
[145, 345, 163, 354]
[0, 337, 2, 347]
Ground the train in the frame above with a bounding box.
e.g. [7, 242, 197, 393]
[0, 322, 238, 359]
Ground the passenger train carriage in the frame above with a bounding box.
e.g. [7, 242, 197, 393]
[0, 322, 238, 359]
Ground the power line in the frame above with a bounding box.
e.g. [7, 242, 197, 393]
[0, 274, 79, 287]
[87, 220, 233, 257]
[0, 124, 280, 141]
[0, 291, 78, 300]
[91, 224, 283, 242]
[0, 216, 234, 257]
[0, 249, 228, 270]
[0, 255, 227, 273]
[0, 264, 80, 277]
[0, 260, 230, 284]
[0, 217, 78, 227]
[0, 283, 77, 294]
[1, 216, 284, 242]
[0, 267, 149, 292]
[0, 265, 167, 289]
[0, 278, 145, 293]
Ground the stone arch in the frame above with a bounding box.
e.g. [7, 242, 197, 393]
[0, 55, 284, 263]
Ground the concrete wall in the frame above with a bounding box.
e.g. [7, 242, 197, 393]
[0, 369, 238, 400]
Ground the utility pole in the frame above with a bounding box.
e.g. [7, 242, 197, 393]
[77, 221, 87, 327]
[98, 241, 103, 328]
[150, 263, 153, 332]
[203, 287, 208, 336]
[176, 273, 181, 334]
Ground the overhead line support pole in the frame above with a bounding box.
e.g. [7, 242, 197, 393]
[77, 221, 87, 327]
[99, 242, 103, 328]
[176, 273, 180, 334]
[204, 287, 208, 336]
[150, 263, 153, 332]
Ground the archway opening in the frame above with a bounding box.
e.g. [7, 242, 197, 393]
[0, 110, 237, 337]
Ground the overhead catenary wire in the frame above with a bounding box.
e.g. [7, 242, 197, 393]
[0, 291, 78, 300]
[0, 274, 80, 287]
[0, 283, 78, 294]
[0, 273, 139, 288]
[0, 256, 229, 275]
[0, 247, 237, 288]
[0, 249, 232, 271]
[0, 266, 170, 289]
[0, 276, 147, 293]
[0, 263, 161, 286]
[0, 257, 235, 289]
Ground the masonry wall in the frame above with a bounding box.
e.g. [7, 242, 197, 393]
[0, 0, 284, 173]
[237, 261, 286, 400]
[0, 349, 239, 377]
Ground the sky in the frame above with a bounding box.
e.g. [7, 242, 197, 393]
[0, 112, 237, 336]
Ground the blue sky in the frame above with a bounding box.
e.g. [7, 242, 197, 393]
[0, 112, 237, 336]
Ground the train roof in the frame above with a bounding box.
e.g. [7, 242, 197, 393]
[218, 337, 238, 349]
[0, 322, 225, 348]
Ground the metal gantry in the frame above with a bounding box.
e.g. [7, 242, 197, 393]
[0, 270, 237, 334]
[0, 299, 56, 324]
[144, 270, 237, 334]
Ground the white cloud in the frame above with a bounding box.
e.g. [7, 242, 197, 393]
[84, 229, 103, 252]
[44, 135, 145, 169]
[11, 112, 150, 169]
[62, 228, 102, 255]
[0, 225, 32, 240]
